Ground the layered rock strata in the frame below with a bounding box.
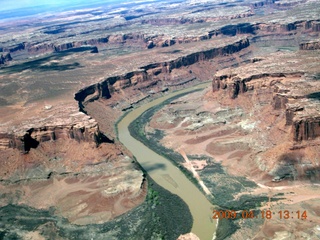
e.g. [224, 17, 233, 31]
[75, 38, 250, 108]
[147, 47, 320, 235]
[2, 16, 319, 56]
[299, 40, 320, 50]
[0, 106, 110, 153]
[0, 103, 146, 225]
[212, 50, 320, 143]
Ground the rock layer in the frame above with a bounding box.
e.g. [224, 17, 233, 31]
[0, 107, 109, 153]
[3, 16, 319, 57]
[75, 38, 250, 108]
[212, 51, 320, 142]
[299, 40, 320, 50]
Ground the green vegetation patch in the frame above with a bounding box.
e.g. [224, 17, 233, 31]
[124, 88, 284, 239]
[0, 178, 192, 240]
[128, 89, 206, 192]
[128, 90, 201, 165]
[215, 218, 240, 240]
[200, 161, 257, 206]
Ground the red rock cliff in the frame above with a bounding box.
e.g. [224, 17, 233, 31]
[0, 109, 109, 153]
[75, 38, 250, 108]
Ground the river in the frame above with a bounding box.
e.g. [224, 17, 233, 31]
[117, 82, 217, 240]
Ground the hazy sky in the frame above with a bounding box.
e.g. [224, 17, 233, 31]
[0, 0, 104, 11]
[1, 0, 59, 9]
[0, 0, 132, 12]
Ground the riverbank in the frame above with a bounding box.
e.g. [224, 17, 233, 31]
[119, 82, 292, 239]
[117, 82, 217, 240]
[0, 176, 192, 240]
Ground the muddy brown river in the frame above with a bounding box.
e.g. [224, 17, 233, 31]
[117, 82, 217, 240]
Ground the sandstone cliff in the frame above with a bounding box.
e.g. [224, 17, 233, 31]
[0, 105, 145, 226]
[251, 0, 308, 9]
[3, 17, 319, 57]
[251, 0, 276, 8]
[299, 40, 320, 50]
[75, 38, 250, 109]
[286, 100, 320, 141]
[212, 72, 303, 99]
[212, 72, 320, 142]
[212, 50, 320, 143]
[208, 23, 257, 37]
[209, 19, 320, 39]
[0, 108, 109, 153]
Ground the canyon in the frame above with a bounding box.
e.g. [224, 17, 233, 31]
[1, 0, 320, 239]
[148, 49, 320, 239]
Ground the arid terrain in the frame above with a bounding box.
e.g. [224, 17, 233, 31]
[1, 0, 320, 239]
[148, 49, 320, 239]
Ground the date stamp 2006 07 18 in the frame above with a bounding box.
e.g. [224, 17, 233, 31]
[212, 210, 308, 220]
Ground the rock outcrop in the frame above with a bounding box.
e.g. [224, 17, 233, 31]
[213, 72, 320, 142]
[208, 23, 257, 37]
[251, 0, 308, 9]
[75, 38, 250, 108]
[251, 0, 276, 8]
[212, 72, 302, 99]
[286, 101, 320, 141]
[212, 51, 320, 143]
[0, 108, 109, 153]
[27, 39, 107, 54]
[0, 53, 12, 65]
[2, 16, 320, 56]
[299, 41, 320, 50]
[141, 18, 200, 26]
[209, 19, 320, 39]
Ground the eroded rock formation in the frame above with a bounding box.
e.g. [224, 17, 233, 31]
[3, 16, 319, 57]
[0, 108, 110, 153]
[0, 53, 12, 65]
[0, 103, 145, 226]
[212, 51, 320, 143]
[300, 40, 320, 50]
[75, 38, 250, 108]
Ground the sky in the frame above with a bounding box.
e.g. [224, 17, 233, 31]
[0, 0, 70, 10]
[0, 0, 113, 20]
[0, 0, 130, 20]
[0, 0, 119, 11]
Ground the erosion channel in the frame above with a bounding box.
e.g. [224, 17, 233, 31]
[117, 82, 217, 240]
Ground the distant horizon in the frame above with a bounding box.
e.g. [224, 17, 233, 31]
[0, 0, 128, 11]
[0, 0, 132, 20]
[0, 0, 74, 11]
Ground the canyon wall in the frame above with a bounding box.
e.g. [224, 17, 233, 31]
[212, 70, 320, 142]
[3, 19, 319, 56]
[75, 38, 250, 108]
[299, 41, 320, 50]
[212, 72, 302, 99]
[251, 0, 275, 8]
[210, 19, 320, 38]
[0, 38, 251, 155]
[292, 116, 320, 141]
[287, 102, 320, 141]
[0, 112, 108, 153]
[251, 0, 308, 9]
